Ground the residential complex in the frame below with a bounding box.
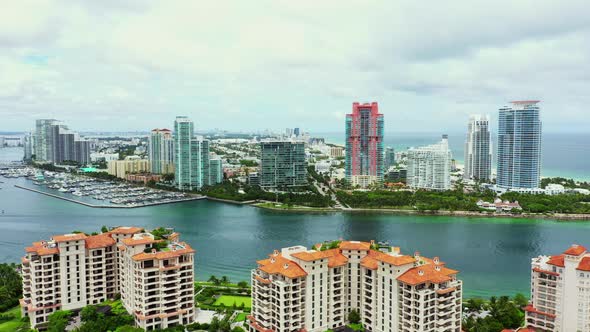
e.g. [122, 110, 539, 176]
[259, 141, 307, 188]
[33, 119, 91, 165]
[107, 157, 151, 179]
[149, 129, 175, 174]
[463, 115, 492, 182]
[406, 135, 453, 190]
[209, 156, 223, 185]
[20, 227, 195, 330]
[249, 241, 462, 332]
[345, 102, 384, 188]
[497, 101, 542, 189]
[174, 116, 211, 190]
[525, 244, 590, 332]
[384, 146, 395, 170]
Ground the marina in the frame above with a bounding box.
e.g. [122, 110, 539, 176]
[0, 166, 200, 208]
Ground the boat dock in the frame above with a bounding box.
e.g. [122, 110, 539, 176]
[14, 185, 206, 208]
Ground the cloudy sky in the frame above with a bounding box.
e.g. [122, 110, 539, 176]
[1, 0, 589, 133]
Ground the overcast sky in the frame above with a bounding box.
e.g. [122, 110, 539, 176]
[1, 0, 589, 133]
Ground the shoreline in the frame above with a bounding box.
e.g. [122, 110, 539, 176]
[15, 185, 206, 208]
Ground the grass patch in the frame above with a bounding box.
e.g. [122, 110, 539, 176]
[0, 307, 29, 332]
[347, 323, 364, 331]
[233, 312, 247, 322]
[213, 295, 252, 308]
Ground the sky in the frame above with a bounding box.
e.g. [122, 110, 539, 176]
[1, 0, 589, 134]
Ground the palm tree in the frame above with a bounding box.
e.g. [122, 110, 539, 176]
[208, 275, 219, 284]
[221, 275, 230, 285]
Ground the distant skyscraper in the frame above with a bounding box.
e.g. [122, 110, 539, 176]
[463, 115, 492, 182]
[23, 132, 33, 161]
[209, 157, 223, 185]
[35, 119, 59, 162]
[497, 101, 542, 189]
[407, 135, 452, 190]
[293, 128, 300, 137]
[149, 129, 174, 174]
[174, 116, 210, 190]
[259, 141, 307, 188]
[345, 102, 384, 188]
[384, 146, 395, 170]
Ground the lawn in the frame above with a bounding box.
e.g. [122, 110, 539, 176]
[233, 312, 247, 322]
[213, 295, 252, 308]
[0, 307, 28, 332]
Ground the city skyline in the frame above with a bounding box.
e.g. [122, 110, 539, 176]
[1, 1, 589, 133]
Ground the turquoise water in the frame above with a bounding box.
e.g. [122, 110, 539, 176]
[2, 147, 590, 298]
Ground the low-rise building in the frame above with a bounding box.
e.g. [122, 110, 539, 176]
[107, 157, 150, 179]
[476, 199, 522, 212]
[126, 173, 162, 184]
[525, 244, 590, 332]
[249, 241, 462, 332]
[20, 227, 195, 330]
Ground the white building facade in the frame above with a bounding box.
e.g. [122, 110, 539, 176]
[463, 115, 492, 182]
[526, 244, 590, 331]
[249, 241, 462, 332]
[406, 135, 453, 190]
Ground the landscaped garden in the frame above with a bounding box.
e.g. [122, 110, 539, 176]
[213, 295, 251, 309]
[0, 306, 29, 332]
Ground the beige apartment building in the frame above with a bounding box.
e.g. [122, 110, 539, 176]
[249, 241, 462, 332]
[525, 244, 590, 332]
[20, 226, 195, 330]
[107, 157, 151, 179]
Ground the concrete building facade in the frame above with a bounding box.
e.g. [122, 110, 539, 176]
[463, 115, 492, 182]
[149, 129, 175, 174]
[259, 141, 307, 188]
[406, 135, 453, 190]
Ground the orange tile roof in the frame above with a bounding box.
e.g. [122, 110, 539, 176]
[122, 234, 158, 246]
[547, 255, 565, 267]
[85, 234, 116, 249]
[25, 242, 59, 256]
[532, 267, 559, 276]
[360, 255, 378, 270]
[577, 257, 590, 271]
[53, 233, 87, 242]
[109, 226, 144, 235]
[132, 244, 195, 261]
[339, 241, 371, 251]
[564, 244, 586, 256]
[258, 253, 307, 279]
[524, 304, 556, 318]
[291, 248, 348, 267]
[397, 263, 458, 286]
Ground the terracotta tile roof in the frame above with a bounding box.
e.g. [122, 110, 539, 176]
[53, 233, 87, 242]
[360, 255, 378, 270]
[547, 255, 565, 267]
[397, 263, 458, 286]
[291, 249, 348, 267]
[533, 267, 559, 276]
[257, 253, 307, 279]
[360, 250, 416, 270]
[339, 241, 371, 251]
[577, 257, 590, 271]
[85, 234, 116, 249]
[109, 226, 144, 235]
[122, 234, 158, 246]
[563, 244, 586, 256]
[25, 242, 59, 256]
[132, 244, 195, 261]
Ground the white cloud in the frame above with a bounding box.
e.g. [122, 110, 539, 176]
[0, 0, 588, 133]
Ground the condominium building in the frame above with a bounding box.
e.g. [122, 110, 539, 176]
[209, 156, 223, 185]
[384, 147, 396, 170]
[33, 120, 90, 165]
[345, 102, 384, 188]
[23, 132, 34, 161]
[330, 146, 344, 158]
[149, 129, 175, 174]
[34, 119, 59, 162]
[525, 244, 590, 332]
[259, 141, 307, 188]
[107, 157, 151, 179]
[20, 227, 195, 330]
[497, 101, 542, 189]
[463, 115, 492, 182]
[406, 135, 453, 190]
[174, 116, 210, 190]
[249, 241, 462, 332]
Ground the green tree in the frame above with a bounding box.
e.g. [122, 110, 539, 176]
[237, 281, 248, 289]
[348, 309, 360, 324]
[0, 263, 22, 312]
[80, 305, 99, 322]
[114, 326, 144, 332]
[47, 310, 72, 332]
[221, 276, 230, 285]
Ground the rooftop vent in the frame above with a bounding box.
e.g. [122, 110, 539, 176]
[418, 270, 424, 276]
[273, 250, 279, 256]
[433, 257, 440, 264]
[270, 258, 276, 264]
[435, 266, 441, 272]
[283, 263, 289, 270]
[151, 249, 156, 254]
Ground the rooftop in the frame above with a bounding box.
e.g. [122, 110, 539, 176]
[52, 233, 87, 243]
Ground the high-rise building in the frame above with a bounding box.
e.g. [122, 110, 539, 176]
[20, 227, 196, 330]
[406, 135, 452, 190]
[23, 132, 34, 161]
[174, 116, 210, 190]
[463, 115, 492, 182]
[384, 146, 395, 170]
[497, 101, 542, 189]
[345, 102, 384, 188]
[259, 141, 307, 188]
[149, 129, 174, 174]
[293, 128, 300, 137]
[249, 241, 462, 332]
[525, 244, 590, 332]
[209, 156, 223, 185]
[34, 119, 59, 162]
